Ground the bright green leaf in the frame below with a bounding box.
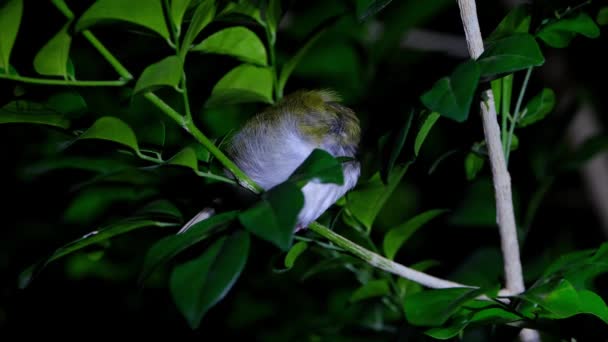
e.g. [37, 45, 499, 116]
[518, 88, 556, 127]
[170, 230, 250, 329]
[284, 241, 308, 269]
[577, 290, 608, 324]
[414, 112, 440, 156]
[383, 209, 448, 260]
[538, 12, 600, 48]
[288, 148, 344, 187]
[0, 0, 23, 73]
[420, 61, 480, 122]
[477, 34, 544, 76]
[33, 24, 72, 77]
[20, 218, 176, 288]
[192, 26, 267, 65]
[0, 100, 69, 128]
[522, 279, 580, 318]
[76, 0, 169, 40]
[180, 0, 215, 53]
[140, 211, 238, 282]
[464, 152, 484, 181]
[278, 15, 340, 97]
[134, 56, 183, 95]
[487, 5, 531, 42]
[350, 279, 391, 302]
[78, 116, 140, 154]
[346, 165, 408, 231]
[206, 64, 274, 106]
[170, 0, 192, 34]
[264, 0, 281, 45]
[239, 182, 304, 251]
[404, 287, 486, 326]
[598, 7, 608, 25]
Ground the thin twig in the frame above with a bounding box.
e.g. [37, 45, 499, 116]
[308, 222, 472, 290]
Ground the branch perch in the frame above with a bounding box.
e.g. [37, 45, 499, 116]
[457, 0, 524, 295]
[457, 1, 540, 340]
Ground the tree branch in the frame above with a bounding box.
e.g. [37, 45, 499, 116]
[457, 1, 540, 340]
[457, 0, 525, 295]
[308, 222, 472, 289]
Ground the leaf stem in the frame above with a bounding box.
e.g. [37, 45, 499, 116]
[0, 74, 127, 86]
[81, 31, 133, 80]
[506, 67, 533, 164]
[308, 222, 473, 289]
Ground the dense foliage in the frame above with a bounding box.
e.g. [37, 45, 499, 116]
[1, 0, 607, 340]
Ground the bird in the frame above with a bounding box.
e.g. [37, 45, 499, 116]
[226, 89, 361, 230]
[179, 89, 361, 233]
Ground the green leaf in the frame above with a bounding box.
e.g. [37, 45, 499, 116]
[46, 91, 87, 115]
[397, 260, 440, 298]
[217, 0, 264, 27]
[192, 26, 267, 65]
[20, 218, 176, 288]
[0, 100, 69, 129]
[164, 146, 234, 183]
[33, 24, 71, 77]
[180, 0, 215, 53]
[404, 287, 486, 326]
[346, 165, 408, 231]
[383, 209, 448, 260]
[264, 0, 281, 45]
[134, 56, 183, 95]
[420, 61, 480, 122]
[598, 7, 608, 25]
[380, 111, 413, 184]
[206, 64, 274, 106]
[414, 112, 440, 156]
[140, 211, 238, 282]
[345, 171, 395, 231]
[283, 241, 308, 269]
[464, 152, 484, 181]
[239, 182, 304, 251]
[277, 15, 340, 97]
[537, 242, 608, 289]
[288, 149, 344, 188]
[577, 290, 608, 324]
[518, 88, 556, 127]
[78, 116, 140, 154]
[350, 279, 391, 302]
[477, 34, 544, 76]
[537, 12, 600, 48]
[486, 5, 531, 42]
[425, 306, 520, 340]
[76, 0, 170, 40]
[170, 230, 250, 329]
[0, 0, 23, 73]
[170, 0, 192, 34]
[521, 279, 582, 319]
[356, 0, 394, 21]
